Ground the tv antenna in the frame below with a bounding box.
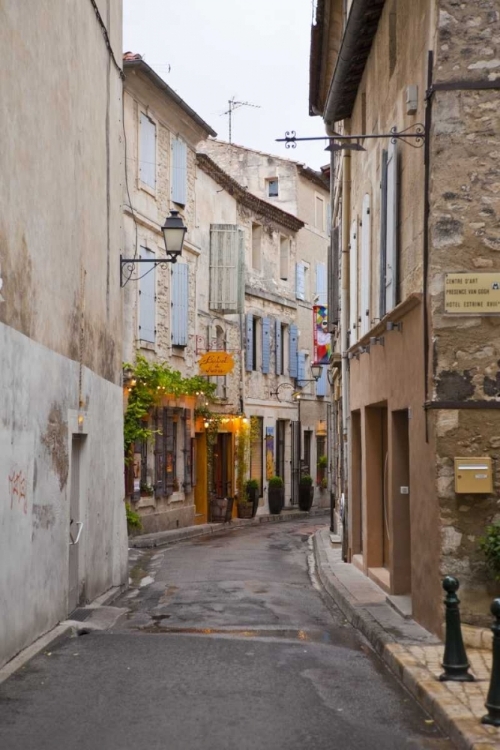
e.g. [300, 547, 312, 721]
[223, 96, 260, 143]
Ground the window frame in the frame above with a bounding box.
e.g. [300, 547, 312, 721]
[267, 178, 279, 198]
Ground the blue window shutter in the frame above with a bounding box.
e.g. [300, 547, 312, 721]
[316, 366, 327, 397]
[289, 324, 298, 378]
[246, 314, 253, 372]
[297, 352, 306, 387]
[275, 319, 282, 375]
[295, 263, 305, 300]
[316, 263, 327, 306]
[171, 263, 188, 346]
[171, 138, 187, 205]
[139, 114, 156, 189]
[139, 247, 155, 343]
[262, 318, 271, 374]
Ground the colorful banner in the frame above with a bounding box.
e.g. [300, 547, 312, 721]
[265, 427, 275, 479]
[313, 305, 331, 364]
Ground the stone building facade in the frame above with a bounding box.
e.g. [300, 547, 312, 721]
[0, 1, 128, 668]
[310, 0, 500, 634]
[200, 142, 331, 506]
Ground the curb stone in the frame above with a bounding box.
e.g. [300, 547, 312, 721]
[313, 528, 500, 750]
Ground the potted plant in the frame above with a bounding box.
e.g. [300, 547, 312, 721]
[298, 475, 314, 512]
[236, 485, 255, 520]
[126, 502, 142, 537]
[140, 482, 154, 497]
[268, 476, 284, 515]
[245, 478, 260, 518]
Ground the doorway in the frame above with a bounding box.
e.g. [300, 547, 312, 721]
[211, 432, 233, 500]
[68, 434, 85, 614]
[290, 421, 300, 506]
[391, 409, 411, 594]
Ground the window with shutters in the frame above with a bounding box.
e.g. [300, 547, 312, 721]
[209, 224, 242, 313]
[275, 319, 283, 375]
[315, 262, 327, 306]
[280, 236, 290, 280]
[262, 318, 271, 374]
[252, 224, 262, 270]
[289, 324, 298, 378]
[249, 417, 264, 497]
[316, 366, 328, 397]
[139, 113, 156, 191]
[295, 262, 305, 301]
[139, 246, 156, 344]
[360, 194, 371, 336]
[154, 408, 177, 497]
[349, 220, 359, 345]
[171, 138, 187, 205]
[171, 263, 189, 347]
[329, 226, 340, 327]
[252, 316, 261, 372]
[297, 351, 307, 388]
[315, 195, 325, 231]
[267, 178, 279, 197]
[281, 323, 288, 374]
[385, 140, 398, 313]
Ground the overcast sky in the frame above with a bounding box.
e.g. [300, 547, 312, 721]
[123, 0, 329, 170]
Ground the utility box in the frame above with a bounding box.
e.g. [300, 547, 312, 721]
[454, 457, 493, 494]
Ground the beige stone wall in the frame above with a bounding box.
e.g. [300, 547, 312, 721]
[428, 0, 500, 624]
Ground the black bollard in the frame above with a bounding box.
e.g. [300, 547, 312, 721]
[439, 576, 475, 682]
[482, 599, 500, 726]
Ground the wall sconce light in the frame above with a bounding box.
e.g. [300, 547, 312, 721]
[386, 321, 403, 332]
[369, 336, 385, 347]
[348, 351, 360, 361]
[120, 210, 187, 287]
[296, 363, 323, 389]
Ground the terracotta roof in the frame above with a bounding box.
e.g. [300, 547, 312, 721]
[123, 57, 217, 138]
[196, 153, 305, 233]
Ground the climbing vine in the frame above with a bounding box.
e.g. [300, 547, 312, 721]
[123, 355, 216, 457]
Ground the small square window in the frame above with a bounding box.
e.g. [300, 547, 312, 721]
[268, 179, 279, 198]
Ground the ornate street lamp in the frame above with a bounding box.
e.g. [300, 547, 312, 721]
[120, 210, 187, 287]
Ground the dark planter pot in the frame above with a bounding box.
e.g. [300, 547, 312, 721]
[298, 485, 314, 512]
[237, 502, 254, 519]
[210, 496, 234, 523]
[246, 487, 259, 518]
[268, 486, 284, 515]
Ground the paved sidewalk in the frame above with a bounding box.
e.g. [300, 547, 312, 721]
[313, 528, 499, 750]
[130, 506, 329, 548]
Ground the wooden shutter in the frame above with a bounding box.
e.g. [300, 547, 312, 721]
[297, 351, 306, 387]
[139, 247, 156, 343]
[139, 113, 156, 189]
[245, 313, 253, 371]
[379, 150, 388, 319]
[171, 262, 188, 346]
[316, 262, 327, 306]
[275, 319, 282, 375]
[262, 318, 271, 374]
[349, 220, 358, 345]
[289, 324, 298, 378]
[183, 409, 192, 493]
[329, 226, 340, 327]
[164, 408, 175, 496]
[209, 224, 240, 313]
[171, 138, 187, 205]
[295, 263, 305, 301]
[316, 366, 327, 397]
[385, 140, 398, 313]
[360, 194, 371, 336]
[154, 409, 165, 498]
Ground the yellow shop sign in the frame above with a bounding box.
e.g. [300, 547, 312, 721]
[198, 352, 235, 376]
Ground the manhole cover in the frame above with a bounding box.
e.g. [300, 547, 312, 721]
[68, 608, 93, 622]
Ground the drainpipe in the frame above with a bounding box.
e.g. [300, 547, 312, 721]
[340, 146, 351, 561]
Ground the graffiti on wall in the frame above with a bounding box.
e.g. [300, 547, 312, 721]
[9, 466, 27, 514]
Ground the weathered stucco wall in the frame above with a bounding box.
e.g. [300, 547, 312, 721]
[0, 0, 128, 667]
[428, 0, 500, 624]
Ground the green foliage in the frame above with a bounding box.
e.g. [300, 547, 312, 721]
[268, 476, 284, 489]
[245, 479, 259, 491]
[124, 355, 216, 456]
[320, 477, 328, 490]
[125, 502, 142, 531]
[479, 522, 500, 580]
[317, 455, 328, 469]
[140, 483, 154, 496]
[299, 474, 313, 486]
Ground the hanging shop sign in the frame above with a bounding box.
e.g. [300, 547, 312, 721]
[313, 305, 331, 363]
[198, 351, 235, 376]
[445, 273, 500, 315]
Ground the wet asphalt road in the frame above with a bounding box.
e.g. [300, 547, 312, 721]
[0, 519, 454, 749]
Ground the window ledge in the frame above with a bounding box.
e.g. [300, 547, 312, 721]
[139, 340, 156, 352]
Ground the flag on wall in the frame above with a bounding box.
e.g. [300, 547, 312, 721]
[313, 305, 331, 364]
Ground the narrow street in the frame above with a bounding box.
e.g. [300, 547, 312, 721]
[0, 519, 453, 750]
